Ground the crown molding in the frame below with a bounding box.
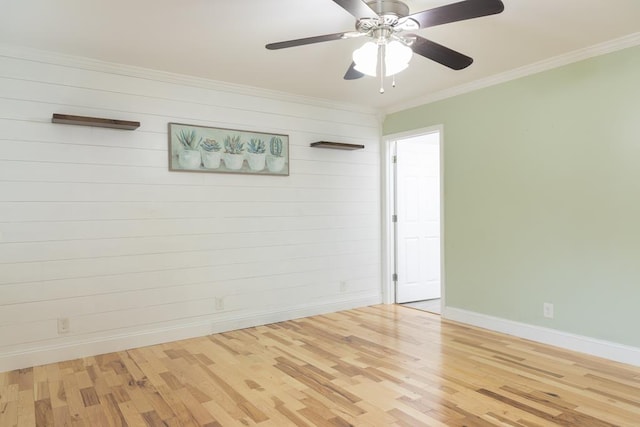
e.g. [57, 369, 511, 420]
[0, 43, 378, 116]
[385, 31, 640, 115]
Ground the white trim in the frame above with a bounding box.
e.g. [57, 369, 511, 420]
[0, 43, 377, 115]
[0, 295, 380, 372]
[4, 31, 640, 118]
[380, 135, 395, 304]
[443, 306, 640, 367]
[437, 126, 446, 312]
[381, 126, 445, 305]
[385, 31, 640, 114]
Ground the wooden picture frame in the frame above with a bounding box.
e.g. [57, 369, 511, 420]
[168, 123, 289, 176]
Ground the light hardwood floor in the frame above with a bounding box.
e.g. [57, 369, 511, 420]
[1, 305, 639, 426]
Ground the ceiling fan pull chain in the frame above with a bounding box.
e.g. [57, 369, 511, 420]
[379, 43, 385, 94]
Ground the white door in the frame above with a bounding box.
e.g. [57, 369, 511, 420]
[395, 133, 441, 303]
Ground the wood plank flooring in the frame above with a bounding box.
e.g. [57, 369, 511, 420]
[1, 305, 640, 426]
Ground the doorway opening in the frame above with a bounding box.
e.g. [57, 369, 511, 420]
[384, 127, 443, 315]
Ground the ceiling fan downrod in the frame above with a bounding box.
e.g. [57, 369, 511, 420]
[366, 0, 410, 18]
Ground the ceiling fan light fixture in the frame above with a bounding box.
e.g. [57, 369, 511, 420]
[352, 40, 412, 77]
[385, 40, 412, 76]
[352, 41, 378, 76]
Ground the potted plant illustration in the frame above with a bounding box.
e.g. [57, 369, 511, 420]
[176, 129, 203, 169]
[267, 136, 285, 172]
[246, 138, 266, 171]
[223, 135, 245, 170]
[200, 139, 222, 169]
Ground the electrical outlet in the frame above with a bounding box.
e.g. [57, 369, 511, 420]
[57, 317, 70, 334]
[543, 302, 554, 319]
[215, 297, 224, 311]
[340, 281, 347, 292]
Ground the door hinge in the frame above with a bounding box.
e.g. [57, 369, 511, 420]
[392, 273, 398, 282]
[392, 155, 397, 163]
[392, 214, 397, 223]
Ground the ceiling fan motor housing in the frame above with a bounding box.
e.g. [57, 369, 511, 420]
[357, 0, 418, 39]
[366, 0, 410, 17]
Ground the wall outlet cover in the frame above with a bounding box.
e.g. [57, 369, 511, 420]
[57, 318, 70, 334]
[543, 302, 554, 319]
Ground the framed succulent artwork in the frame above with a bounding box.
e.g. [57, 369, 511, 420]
[168, 123, 289, 176]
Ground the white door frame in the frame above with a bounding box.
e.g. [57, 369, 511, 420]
[381, 125, 445, 305]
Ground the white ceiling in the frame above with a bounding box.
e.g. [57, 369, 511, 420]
[2, 0, 640, 111]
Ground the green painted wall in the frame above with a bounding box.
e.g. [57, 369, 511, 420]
[384, 45, 640, 347]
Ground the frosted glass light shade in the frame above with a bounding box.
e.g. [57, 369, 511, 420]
[385, 40, 412, 76]
[352, 41, 378, 77]
[352, 40, 413, 77]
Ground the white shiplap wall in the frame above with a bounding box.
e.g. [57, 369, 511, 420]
[0, 46, 382, 372]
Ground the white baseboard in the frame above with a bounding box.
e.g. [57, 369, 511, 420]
[0, 295, 380, 372]
[443, 306, 640, 367]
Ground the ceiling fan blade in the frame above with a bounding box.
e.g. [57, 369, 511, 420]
[331, 0, 378, 19]
[406, 0, 504, 29]
[410, 35, 473, 70]
[344, 62, 365, 80]
[266, 32, 347, 50]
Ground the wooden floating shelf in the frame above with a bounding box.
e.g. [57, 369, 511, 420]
[52, 113, 140, 130]
[310, 141, 365, 150]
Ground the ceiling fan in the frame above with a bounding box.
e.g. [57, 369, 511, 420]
[266, 0, 504, 91]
